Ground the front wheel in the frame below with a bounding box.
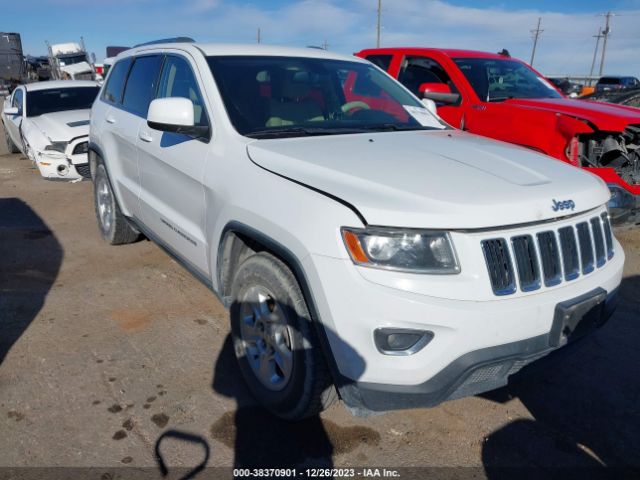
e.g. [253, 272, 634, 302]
[3, 124, 20, 154]
[93, 163, 139, 245]
[230, 252, 337, 420]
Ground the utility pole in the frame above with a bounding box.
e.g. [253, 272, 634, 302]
[598, 11, 613, 76]
[257, 28, 261, 44]
[321, 39, 329, 50]
[529, 17, 543, 67]
[376, 0, 382, 48]
[589, 28, 603, 81]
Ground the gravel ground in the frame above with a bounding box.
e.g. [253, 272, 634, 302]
[1, 118, 639, 478]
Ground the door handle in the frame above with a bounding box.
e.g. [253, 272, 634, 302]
[138, 131, 153, 143]
[106, 116, 116, 124]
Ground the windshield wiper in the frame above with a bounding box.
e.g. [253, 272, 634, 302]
[359, 123, 438, 132]
[246, 126, 370, 139]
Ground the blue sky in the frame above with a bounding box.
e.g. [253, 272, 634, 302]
[4, 0, 640, 76]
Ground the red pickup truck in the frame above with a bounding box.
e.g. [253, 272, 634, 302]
[356, 47, 640, 226]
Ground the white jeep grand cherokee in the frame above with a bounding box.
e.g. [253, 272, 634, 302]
[89, 41, 624, 420]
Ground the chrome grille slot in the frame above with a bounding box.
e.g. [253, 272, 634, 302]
[576, 222, 594, 274]
[558, 226, 580, 281]
[482, 212, 614, 296]
[511, 235, 540, 291]
[601, 213, 614, 259]
[590, 217, 606, 268]
[481, 239, 516, 295]
[537, 231, 562, 287]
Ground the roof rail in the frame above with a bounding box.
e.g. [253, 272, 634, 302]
[133, 37, 195, 48]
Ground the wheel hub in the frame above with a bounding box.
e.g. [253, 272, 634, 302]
[239, 286, 294, 391]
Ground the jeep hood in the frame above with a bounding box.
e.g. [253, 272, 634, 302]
[29, 109, 90, 142]
[504, 98, 640, 131]
[247, 130, 610, 229]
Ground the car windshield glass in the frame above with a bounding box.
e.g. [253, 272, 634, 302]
[26, 87, 100, 117]
[453, 57, 562, 102]
[58, 54, 87, 66]
[207, 55, 445, 138]
[598, 77, 620, 85]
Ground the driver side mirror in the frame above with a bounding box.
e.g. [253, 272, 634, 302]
[4, 106, 20, 116]
[147, 98, 209, 138]
[419, 83, 460, 105]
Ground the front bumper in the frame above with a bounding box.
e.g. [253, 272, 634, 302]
[341, 288, 618, 413]
[303, 233, 624, 415]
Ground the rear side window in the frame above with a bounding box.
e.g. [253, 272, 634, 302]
[365, 54, 393, 72]
[122, 55, 163, 117]
[102, 58, 132, 104]
[156, 55, 208, 127]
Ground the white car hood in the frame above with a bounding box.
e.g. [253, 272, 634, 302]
[60, 62, 93, 76]
[247, 130, 610, 229]
[29, 109, 90, 142]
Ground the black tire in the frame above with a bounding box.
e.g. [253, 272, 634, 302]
[230, 252, 337, 420]
[3, 123, 20, 154]
[93, 162, 139, 245]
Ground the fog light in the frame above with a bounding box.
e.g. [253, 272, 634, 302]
[374, 328, 434, 356]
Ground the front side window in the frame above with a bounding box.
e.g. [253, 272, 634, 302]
[157, 56, 208, 127]
[398, 56, 459, 98]
[454, 57, 562, 102]
[26, 87, 100, 117]
[122, 55, 162, 117]
[207, 55, 444, 138]
[102, 57, 132, 104]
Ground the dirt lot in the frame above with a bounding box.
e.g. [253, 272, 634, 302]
[1, 118, 640, 477]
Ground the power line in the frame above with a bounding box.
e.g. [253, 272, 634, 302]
[529, 17, 543, 67]
[598, 11, 614, 76]
[589, 28, 603, 80]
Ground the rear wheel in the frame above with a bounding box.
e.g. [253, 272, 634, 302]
[230, 252, 337, 420]
[93, 163, 139, 245]
[3, 124, 20, 154]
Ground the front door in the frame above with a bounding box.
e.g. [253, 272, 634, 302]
[137, 53, 210, 274]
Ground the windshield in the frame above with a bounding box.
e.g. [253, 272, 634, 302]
[453, 57, 562, 102]
[58, 54, 88, 66]
[207, 55, 445, 138]
[26, 87, 100, 117]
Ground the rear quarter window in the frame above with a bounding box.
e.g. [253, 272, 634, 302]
[102, 57, 132, 104]
[365, 54, 393, 72]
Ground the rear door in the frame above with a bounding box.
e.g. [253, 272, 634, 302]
[137, 53, 211, 274]
[101, 55, 162, 220]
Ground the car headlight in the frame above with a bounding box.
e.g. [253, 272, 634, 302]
[341, 227, 460, 274]
[44, 142, 68, 153]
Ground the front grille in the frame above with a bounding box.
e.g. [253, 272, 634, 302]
[75, 163, 91, 179]
[576, 222, 594, 274]
[481, 239, 516, 295]
[483, 214, 614, 296]
[73, 73, 94, 81]
[511, 235, 540, 291]
[537, 231, 562, 287]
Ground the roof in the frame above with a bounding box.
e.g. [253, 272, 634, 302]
[358, 47, 518, 60]
[23, 80, 99, 92]
[125, 42, 363, 63]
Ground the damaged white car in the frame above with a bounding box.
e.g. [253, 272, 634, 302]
[2, 80, 100, 180]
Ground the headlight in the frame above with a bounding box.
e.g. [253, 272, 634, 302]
[341, 227, 460, 274]
[44, 142, 68, 153]
[72, 142, 88, 155]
